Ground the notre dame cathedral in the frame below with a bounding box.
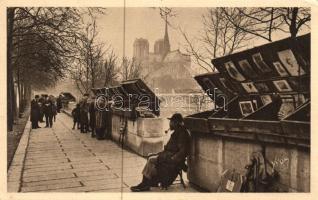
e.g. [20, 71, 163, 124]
[133, 20, 197, 93]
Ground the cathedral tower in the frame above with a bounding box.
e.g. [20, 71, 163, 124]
[162, 16, 170, 58]
[133, 38, 149, 60]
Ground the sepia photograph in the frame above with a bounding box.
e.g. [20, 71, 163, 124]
[260, 95, 273, 105]
[238, 59, 257, 79]
[241, 82, 259, 93]
[3, 2, 313, 198]
[273, 61, 289, 77]
[252, 53, 272, 73]
[273, 79, 293, 92]
[239, 101, 255, 116]
[277, 49, 306, 76]
[224, 61, 246, 82]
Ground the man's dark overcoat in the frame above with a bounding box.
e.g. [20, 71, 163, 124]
[155, 125, 191, 187]
[30, 99, 40, 122]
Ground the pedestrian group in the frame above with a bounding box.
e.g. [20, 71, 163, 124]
[30, 94, 60, 129]
[71, 93, 112, 140]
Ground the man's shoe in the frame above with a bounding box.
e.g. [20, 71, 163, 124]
[130, 183, 150, 192]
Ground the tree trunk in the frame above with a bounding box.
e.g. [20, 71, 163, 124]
[26, 83, 31, 104]
[7, 8, 16, 131]
[290, 8, 298, 38]
[20, 81, 25, 112]
[17, 67, 22, 114]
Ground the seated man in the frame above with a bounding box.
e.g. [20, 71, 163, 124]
[130, 113, 191, 192]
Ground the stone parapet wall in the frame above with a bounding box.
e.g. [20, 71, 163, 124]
[188, 133, 310, 192]
[111, 114, 166, 156]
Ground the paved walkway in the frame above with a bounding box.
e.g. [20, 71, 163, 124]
[14, 113, 197, 192]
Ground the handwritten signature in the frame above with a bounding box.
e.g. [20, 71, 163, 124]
[271, 155, 289, 169]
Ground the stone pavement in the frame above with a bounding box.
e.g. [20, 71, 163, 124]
[9, 113, 197, 192]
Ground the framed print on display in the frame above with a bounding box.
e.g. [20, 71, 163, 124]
[277, 49, 306, 76]
[273, 80, 293, 92]
[219, 78, 228, 89]
[273, 61, 289, 77]
[252, 99, 258, 110]
[293, 94, 306, 107]
[261, 95, 272, 106]
[219, 77, 234, 93]
[254, 82, 270, 93]
[203, 77, 218, 91]
[238, 59, 257, 78]
[252, 53, 272, 73]
[239, 101, 255, 116]
[224, 61, 246, 82]
[277, 96, 296, 120]
[241, 82, 259, 93]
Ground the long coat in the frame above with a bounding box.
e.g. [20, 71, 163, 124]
[89, 101, 96, 128]
[71, 107, 81, 122]
[43, 100, 54, 116]
[56, 97, 62, 111]
[79, 99, 89, 124]
[30, 99, 40, 122]
[155, 125, 191, 187]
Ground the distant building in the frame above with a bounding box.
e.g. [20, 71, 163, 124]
[133, 20, 197, 93]
[133, 38, 149, 60]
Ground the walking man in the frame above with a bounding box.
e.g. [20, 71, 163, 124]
[44, 95, 54, 128]
[71, 103, 81, 130]
[38, 95, 45, 123]
[80, 93, 89, 133]
[30, 95, 41, 129]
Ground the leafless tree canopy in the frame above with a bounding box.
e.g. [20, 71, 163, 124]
[120, 57, 142, 81]
[180, 7, 310, 73]
[181, 8, 251, 72]
[7, 7, 107, 130]
[221, 7, 311, 41]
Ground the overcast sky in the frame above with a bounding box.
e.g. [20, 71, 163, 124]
[95, 7, 310, 74]
[96, 8, 205, 58]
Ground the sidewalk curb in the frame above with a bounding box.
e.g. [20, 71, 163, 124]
[7, 118, 32, 192]
[62, 109, 72, 117]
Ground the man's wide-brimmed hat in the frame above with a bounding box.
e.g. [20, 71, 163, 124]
[167, 113, 184, 123]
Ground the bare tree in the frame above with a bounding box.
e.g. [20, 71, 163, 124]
[158, 7, 177, 26]
[180, 7, 310, 73]
[7, 7, 92, 130]
[279, 7, 311, 38]
[7, 7, 105, 130]
[103, 50, 119, 87]
[221, 7, 311, 41]
[181, 8, 251, 72]
[71, 17, 106, 94]
[120, 57, 142, 81]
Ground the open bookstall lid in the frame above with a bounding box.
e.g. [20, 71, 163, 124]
[194, 34, 310, 117]
[209, 33, 310, 97]
[92, 78, 160, 116]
